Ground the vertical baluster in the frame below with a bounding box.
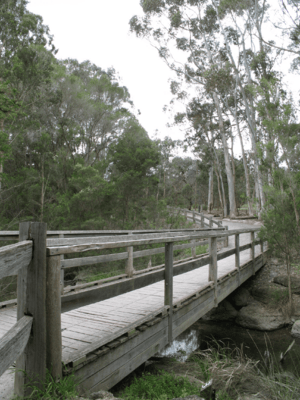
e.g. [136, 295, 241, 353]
[251, 232, 255, 275]
[164, 242, 174, 342]
[59, 234, 64, 295]
[235, 234, 240, 286]
[125, 232, 134, 277]
[209, 237, 218, 307]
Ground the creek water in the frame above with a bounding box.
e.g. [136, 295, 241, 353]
[158, 321, 300, 375]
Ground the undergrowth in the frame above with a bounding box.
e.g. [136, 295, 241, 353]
[120, 371, 199, 400]
[13, 370, 79, 399]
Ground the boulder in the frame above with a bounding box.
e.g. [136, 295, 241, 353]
[201, 300, 238, 321]
[88, 391, 122, 400]
[230, 288, 251, 308]
[291, 320, 300, 338]
[236, 302, 288, 331]
[273, 275, 300, 294]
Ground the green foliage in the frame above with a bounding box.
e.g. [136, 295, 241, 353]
[121, 371, 199, 400]
[14, 369, 79, 399]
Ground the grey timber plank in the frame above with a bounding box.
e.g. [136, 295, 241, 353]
[0, 316, 33, 377]
[0, 241, 32, 279]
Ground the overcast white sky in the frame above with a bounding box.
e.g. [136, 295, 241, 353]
[27, 0, 184, 143]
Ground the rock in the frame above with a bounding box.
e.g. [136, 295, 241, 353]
[273, 275, 300, 294]
[237, 396, 264, 400]
[236, 301, 289, 331]
[291, 320, 300, 338]
[88, 391, 120, 400]
[251, 284, 288, 305]
[230, 288, 251, 308]
[201, 300, 238, 321]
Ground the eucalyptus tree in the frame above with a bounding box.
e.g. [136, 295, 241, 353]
[130, 0, 238, 216]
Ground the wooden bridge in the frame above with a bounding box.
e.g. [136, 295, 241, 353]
[0, 211, 267, 398]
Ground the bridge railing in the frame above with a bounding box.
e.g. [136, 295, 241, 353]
[168, 206, 229, 247]
[0, 223, 267, 394]
[0, 227, 225, 295]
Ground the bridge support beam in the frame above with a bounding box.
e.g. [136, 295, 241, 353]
[164, 242, 173, 343]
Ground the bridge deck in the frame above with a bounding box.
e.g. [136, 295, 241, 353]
[0, 223, 264, 398]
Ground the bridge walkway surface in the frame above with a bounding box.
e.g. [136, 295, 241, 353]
[0, 217, 265, 398]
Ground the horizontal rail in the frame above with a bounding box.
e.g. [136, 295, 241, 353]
[0, 316, 33, 377]
[0, 228, 222, 241]
[47, 228, 259, 256]
[61, 239, 212, 269]
[0, 240, 32, 279]
[46, 229, 224, 247]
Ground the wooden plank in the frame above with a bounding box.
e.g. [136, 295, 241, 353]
[251, 232, 255, 275]
[73, 318, 167, 385]
[62, 252, 128, 269]
[15, 222, 47, 397]
[0, 299, 17, 310]
[0, 316, 33, 377]
[239, 243, 251, 252]
[217, 247, 236, 261]
[46, 255, 62, 379]
[235, 234, 240, 285]
[47, 231, 194, 247]
[88, 330, 168, 393]
[62, 305, 169, 364]
[209, 237, 218, 307]
[164, 242, 173, 342]
[47, 228, 259, 256]
[0, 241, 32, 279]
[61, 255, 211, 311]
[79, 321, 168, 393]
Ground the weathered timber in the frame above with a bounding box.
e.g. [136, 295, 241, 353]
[46, 255, 62, 379]
[164, 242, 173, 342]
[71, 318, 168, 387]
[0, 316, 33, 377]
[59, 234, 64, 295]
[61, 240, 209, 270]
[47, 228, 259, 256]
[62, 305, 169, 365]
[78, 321, 168, 393]
[125, 233, 134, 277]
[61, 255, 211, 311]
[251, 232, 255, 275]
[209, 237, 218, 307]
[0, 241, 32, 279]
[14, 222, 31, 395]
[47, 231, 207, 247]
[15, 222, 47, 397]
[235, 234, 240, 285]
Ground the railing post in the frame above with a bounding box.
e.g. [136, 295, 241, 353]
[209, 237, 218, 307]
[192, 211, 195, 223]
[260, 239, 263, 254]
[164, 242, 173, 343]
[125, 232, 134, 277]
[15, 222, 47, 397]
[201, 214, 204, 228]
[209, 216, 213, 228]
[251, 232, 255, 275]
[185, 209, 187, 219]
[191, 239, 196, 258]
[235, 234, 240, 286]
[59, 234, 64, 295]
[46, 254, 62, 379]
[224, 226, 229, 247]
